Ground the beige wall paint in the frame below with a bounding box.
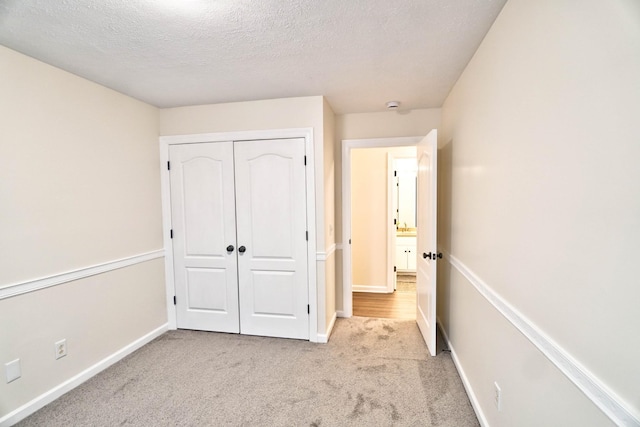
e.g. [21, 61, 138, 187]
[0, 46, 165, 420]
[335, 109, 440, 311]
[336, 109, 442, 141]
[351, 148, 388, 288]
[438, 0, 640, 424]
[1, 47, 162, 285]
[160, 96, 322, 137]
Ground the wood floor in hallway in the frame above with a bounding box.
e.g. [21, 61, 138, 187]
[353, 274, 416, 319]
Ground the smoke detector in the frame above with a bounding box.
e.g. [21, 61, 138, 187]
[386, 101, 400, 110]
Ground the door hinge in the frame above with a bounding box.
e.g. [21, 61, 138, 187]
[173, 296, 176, 305]
[394, 170, 397, 176]
[394, 266, 397, 272]
[304, 155, 307, 165]
[170, 229, 173, 239]
[394, 218, 397, 225]
[307, 304, 310, 314]
[349, 238, 351, 244]
[167, 161, 170, 170]
[306, 231, 308, 241]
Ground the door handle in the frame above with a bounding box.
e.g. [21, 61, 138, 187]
[423, 252, 443, 260]
[238, 246, 246, 253]
[226, 245, 234, 252]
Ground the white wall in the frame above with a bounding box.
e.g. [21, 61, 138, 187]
[0, 46, 166, 422]
[438, 0, 640, 425]
[335, 109, 441, 311]
[160, 96, 335, 337]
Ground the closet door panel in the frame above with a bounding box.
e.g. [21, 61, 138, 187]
[169, 142, 240, 333]
[234, 138, 309, 339]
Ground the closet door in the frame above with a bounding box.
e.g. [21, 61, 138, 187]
[169, 142, 240, 333]
[234, 138, 309, 339]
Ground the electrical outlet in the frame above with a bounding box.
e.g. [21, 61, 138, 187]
[494, 381, 502, 411]
[55, 339, 67, 360]
[5, 359, 21, 383]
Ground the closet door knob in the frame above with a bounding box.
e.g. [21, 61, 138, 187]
[238, 246, 246, 253]
[226, 245, 234, 252]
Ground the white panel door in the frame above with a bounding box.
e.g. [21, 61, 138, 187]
[169, 142, 240, 333]
[416, 129, 438, 356]
[234, 138, 309, 339]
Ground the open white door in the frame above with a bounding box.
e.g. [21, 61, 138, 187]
[416, 129, 438, 356]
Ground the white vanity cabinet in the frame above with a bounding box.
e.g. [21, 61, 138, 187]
[395, 235, 417, 272]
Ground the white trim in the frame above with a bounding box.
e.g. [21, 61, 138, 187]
[342, 136, 423, 317]
[160, 128, 318, 342]
[159, 142, 177, 329]
[316, 243, 337, 261]
[0, 323, 168, 427]
[317, 312, 337, 343]
[352, 285, 391, 293]
[387, 153, 396, 293]
[336, 243, 344, 251]
[159, 128, 313, 145]
[336, 310, 347, 318]
[437, 320, 489, 427]
[442, 249, 640, 427]
[0, 250, 164, 301]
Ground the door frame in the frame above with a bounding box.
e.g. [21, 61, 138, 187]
[160, 128, 318, 342]
[389, 153, 419, 279]
[341, 136, 422, 317]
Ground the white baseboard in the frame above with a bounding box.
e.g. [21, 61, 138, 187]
[0, 323, 169, 427]
[352, 285, 391, 293]
[336, 310, 348, 318]
[437, 320, 489, 427]
[317, 312, 337, 343]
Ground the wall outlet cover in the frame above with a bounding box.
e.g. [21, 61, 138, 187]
[494, 381, 502, 411]
[55, 339, 67, 360]
[5, 359, 21, 383]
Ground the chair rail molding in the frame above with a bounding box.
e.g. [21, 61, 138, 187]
[0, 250, 164, 300]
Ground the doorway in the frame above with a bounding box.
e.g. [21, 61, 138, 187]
[341, 136, 421, 319]
[349, 146, 418, 319]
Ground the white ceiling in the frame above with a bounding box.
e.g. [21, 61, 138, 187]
[0, 0, 506, 114]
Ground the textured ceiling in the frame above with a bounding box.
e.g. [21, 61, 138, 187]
[0, 0, 506, 113]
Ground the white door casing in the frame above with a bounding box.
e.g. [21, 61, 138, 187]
[160, 129, 317, 341]
[169, 142, 240, 333]
[234, 138, 310, 339]
[416, 129, 438, 356]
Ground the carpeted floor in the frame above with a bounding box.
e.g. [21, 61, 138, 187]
[396, 274, 416, 293]
[17, 318, 479, 427]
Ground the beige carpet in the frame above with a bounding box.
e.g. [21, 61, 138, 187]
[396, 274, 416, 293]
[17, 318, 479, 426]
